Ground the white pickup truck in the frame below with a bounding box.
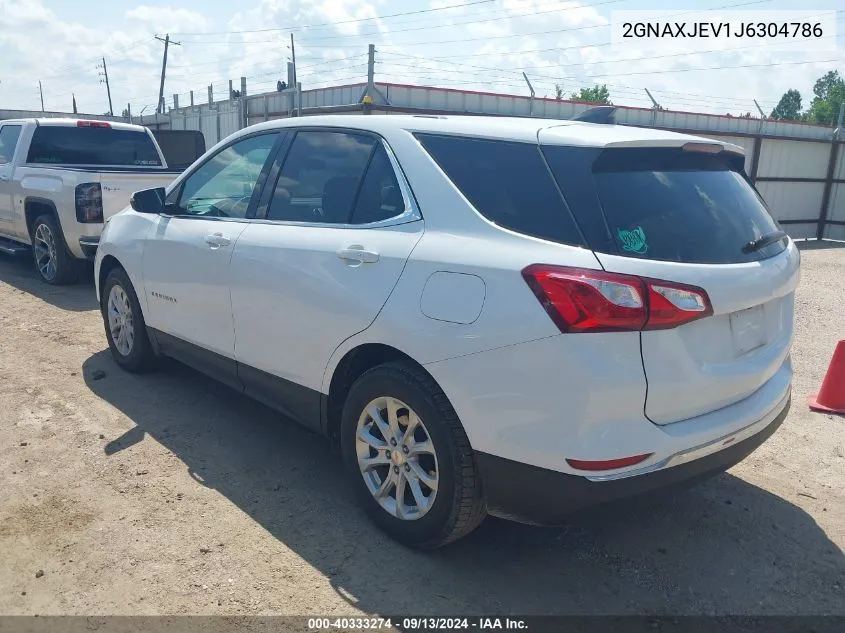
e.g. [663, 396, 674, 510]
[0, 118, 180, 284]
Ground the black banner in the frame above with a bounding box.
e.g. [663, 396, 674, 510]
[0, 616, 842, 633]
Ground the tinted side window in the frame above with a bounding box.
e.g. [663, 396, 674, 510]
[415, 134, 584, 246]
[0, 125, 22, 165]
[27, 126, 162, 166]
[267, 131, 375, 224]
[351, 144, 405, 224]
[177, 133, 277, 219]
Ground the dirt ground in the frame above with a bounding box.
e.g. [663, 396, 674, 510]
[0, 242, 843, 617]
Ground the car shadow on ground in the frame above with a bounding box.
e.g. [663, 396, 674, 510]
[82, 351, 844, 616]
[0, 253, 96, 312]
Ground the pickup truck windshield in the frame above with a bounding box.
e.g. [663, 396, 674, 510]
[27, 126, 162, 167]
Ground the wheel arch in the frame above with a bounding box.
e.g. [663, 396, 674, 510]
[97, 254, 125, 305]
[324, 343, 445, 444]
[24, 197, 61, 239]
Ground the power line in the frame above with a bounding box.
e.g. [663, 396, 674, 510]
[176, 0, 778, 46]
[177, 0, 629, 44]
[172, 0, 498, 36]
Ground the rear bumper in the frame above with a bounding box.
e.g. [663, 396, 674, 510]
[477, 396, 789, 525]
[78, 236, 100, 260]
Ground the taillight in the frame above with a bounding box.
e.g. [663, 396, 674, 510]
[75, 183, 103, 223]
[521, 265, 712, 333]
[77, 120, 111, 128]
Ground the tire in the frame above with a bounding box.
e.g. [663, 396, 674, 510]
[340, 361, 486, 549]
[31, 213, 78, 285]
[100, 267, 155, 372]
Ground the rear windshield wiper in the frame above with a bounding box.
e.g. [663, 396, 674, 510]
[742, 230, 787, 254]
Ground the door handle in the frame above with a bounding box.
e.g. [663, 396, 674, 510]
[0, 174, 9, 181]
[338, 246, 379, 265]
[205, 232, 231, 248]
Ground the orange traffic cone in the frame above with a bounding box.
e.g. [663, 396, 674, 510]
[808, 340, 845, 415]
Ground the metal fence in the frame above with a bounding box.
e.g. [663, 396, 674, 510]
[5, 81, 843, 240]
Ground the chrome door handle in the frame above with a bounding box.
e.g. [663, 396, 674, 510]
[338, 246, 379, 264]
[205, 232, 231, 248]
[0, 174, 9, 181]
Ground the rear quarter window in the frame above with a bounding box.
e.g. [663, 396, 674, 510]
[415, 134, 584, 246]
[543, 146, 785, 264]
[27, 126, 162, 167]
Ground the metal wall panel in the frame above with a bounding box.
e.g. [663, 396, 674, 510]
[0, 109, 122, 122]
[824, 223, 845, 240]
[784, 223, 820, 239]
[199, 111, 219, 146]
[756, 181, 825, 222]
[826, 183, 845, 222]
[833, 144, 845, 180]
[757, 139, 830, 179]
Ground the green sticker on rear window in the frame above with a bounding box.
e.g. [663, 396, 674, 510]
[617, 226, 648, 254]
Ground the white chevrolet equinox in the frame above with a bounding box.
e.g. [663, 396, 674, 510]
[95, 114, 799, 548]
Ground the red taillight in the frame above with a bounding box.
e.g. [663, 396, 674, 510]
[77, 120, 111, 128]
[521, 265, 712, 333]
[566, 453, 653, 471]
[75, 182, 103, 223]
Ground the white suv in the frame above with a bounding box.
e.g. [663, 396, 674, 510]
[95, 115, 799, 548]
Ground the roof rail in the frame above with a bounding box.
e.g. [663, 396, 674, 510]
[571, 106, 617, 124]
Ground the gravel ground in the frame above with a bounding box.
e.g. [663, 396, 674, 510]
[0, 242, 843, 617]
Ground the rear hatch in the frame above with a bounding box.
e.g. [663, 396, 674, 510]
[541, 133, 800, 424]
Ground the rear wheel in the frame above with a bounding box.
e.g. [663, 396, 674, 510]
[340, 362, 486, 548]
[31, 214, 78, 285]
[101, 267, 155, 372]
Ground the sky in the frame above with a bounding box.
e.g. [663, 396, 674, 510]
[0, 0, 843, 117]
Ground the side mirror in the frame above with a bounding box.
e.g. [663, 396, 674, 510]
[130, 187, 166, 214]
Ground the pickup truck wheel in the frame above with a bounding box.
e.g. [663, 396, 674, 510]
[101, 268, 155, 372]
[31, 214, 78, 285]
[340, 362, 486, 549]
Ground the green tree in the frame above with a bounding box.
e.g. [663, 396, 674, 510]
[805, 70, 845, 125]
[554, 83, 564, 100]
[571, 84, 611, 104]
[770, 89, 803, 121]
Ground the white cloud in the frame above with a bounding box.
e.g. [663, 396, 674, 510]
[0, 0, 841, 118]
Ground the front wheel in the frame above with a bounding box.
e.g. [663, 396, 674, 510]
[100, 267, 155, 372]
[340, 362, 486, 549]
[31, 214, 77, 285]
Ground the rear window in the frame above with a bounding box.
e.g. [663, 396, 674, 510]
[153, 130, 205, 170]
[416, 134, 584, 246]
[543, 146, 785, 264]
[27, 126, 162, 167]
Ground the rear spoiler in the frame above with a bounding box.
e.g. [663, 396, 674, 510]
[571, 106, 617, 125]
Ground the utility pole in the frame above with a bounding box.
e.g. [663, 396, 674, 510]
[360, 44, 387, 110]
[97, 57, 113, 115]
[290, 33, 297, 89]
[753, 99, 766, 119]
[72, 94, 77, 114]
[522, 72, 535, 117]
[155, 34, 181, 114]
[834, 102, 845, 141]
[38, 81, 44, 111]
[644, 88, 661, 126]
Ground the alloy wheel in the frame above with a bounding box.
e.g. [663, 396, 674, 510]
[355, 396, 439, 520]
[107, 285, 135, 356]
[33, 223, 57, 281]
